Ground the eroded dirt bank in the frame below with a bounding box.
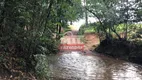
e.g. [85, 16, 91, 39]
[84, 32, 142, 65]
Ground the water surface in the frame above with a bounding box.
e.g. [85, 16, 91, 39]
[48, 51, 142, 80]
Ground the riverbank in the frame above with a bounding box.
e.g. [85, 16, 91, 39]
[95, 39, 142, 64]
[83, 32, 142, 65]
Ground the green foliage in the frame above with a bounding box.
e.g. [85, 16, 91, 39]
[135, 0, 142, 22]
[79, 23, 97, 34]
[34, 54, 49, 80]
[0, 0, 82, 78]
[85, 0, 142, 40]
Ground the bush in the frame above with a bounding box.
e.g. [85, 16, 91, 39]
[34, 54, 49, 80]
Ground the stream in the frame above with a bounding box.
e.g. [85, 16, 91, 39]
[47, 51, 142, 80]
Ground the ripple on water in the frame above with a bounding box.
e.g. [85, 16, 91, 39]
[49, 51, 142, 80]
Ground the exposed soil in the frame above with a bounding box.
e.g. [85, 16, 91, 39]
[83, 32, 142, 65]
[58, 32, 100, 56]
[84, 32, 100, 51]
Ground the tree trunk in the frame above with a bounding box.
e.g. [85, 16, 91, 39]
[110, 28, 121, 40]
[84, 0, 88, 27]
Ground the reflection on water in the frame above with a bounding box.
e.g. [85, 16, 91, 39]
[112, 63, 142, 80]
[48, 51, 142, 80]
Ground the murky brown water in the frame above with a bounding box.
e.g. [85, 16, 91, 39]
[48, 51, 142, 80]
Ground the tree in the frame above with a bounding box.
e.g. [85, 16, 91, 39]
[0, 0, 83, 75]
[135, 0, 142, 22]
[86, 0, 140, 40]
[55, 0, 83, 34]
[86, 0, 122, 40]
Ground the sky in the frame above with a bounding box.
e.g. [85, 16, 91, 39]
[72, 0, 98, 31]
[72, 17, 97, 31]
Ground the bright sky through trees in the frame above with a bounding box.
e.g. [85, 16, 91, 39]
[72, 0, 97, 30]
[72, 17, 97, 30]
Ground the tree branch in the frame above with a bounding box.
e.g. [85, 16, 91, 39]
[86, 8, 108, 36]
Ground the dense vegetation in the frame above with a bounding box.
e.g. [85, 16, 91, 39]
[0, 0, 142, 79]
[0, 0, 82, 79]
[81, 0, 142, 40]
[79, 0, 142, 65]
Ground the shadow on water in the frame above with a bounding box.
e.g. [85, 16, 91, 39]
[48, 51, 142, 80]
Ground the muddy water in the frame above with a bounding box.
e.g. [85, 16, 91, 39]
[48, 51, 142, 80]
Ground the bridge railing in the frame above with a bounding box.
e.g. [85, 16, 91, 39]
[59, 31, 84, 51]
